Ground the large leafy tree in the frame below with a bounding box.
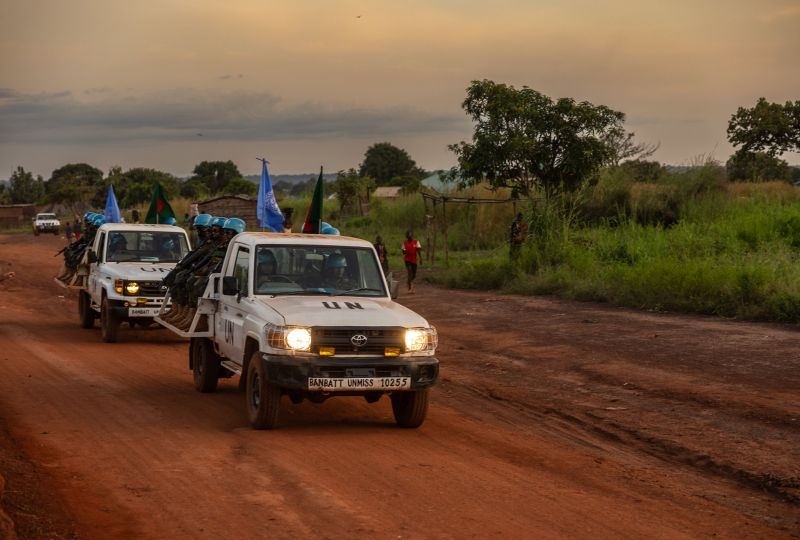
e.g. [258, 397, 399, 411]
[359, 142, 423, 186]
[191, 160, 242, 194]
[91, 167, 180, 208]
[727, 97, 800, 157]
[8, 166, 45, 203]
[448, 80, 629, 198]
[47, 163, 104, 207]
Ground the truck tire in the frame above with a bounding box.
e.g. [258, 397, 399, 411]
[100, 296, 119, 343]
[246, 352, 280, 429]
[192, 338, 220, 393]
[391, 389, 429, 428]
[78, 291, 95, 329]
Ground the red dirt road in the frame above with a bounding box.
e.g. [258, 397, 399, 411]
[1, 232, 798, 539]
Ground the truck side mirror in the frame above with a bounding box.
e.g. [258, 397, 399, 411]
[222, 276, 238, 296]
[87, 251, 98, 264]
[388, 274, 399, 299]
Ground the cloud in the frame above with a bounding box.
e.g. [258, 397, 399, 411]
[0, 87, 465, 145]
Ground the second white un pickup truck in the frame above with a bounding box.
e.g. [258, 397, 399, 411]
[79, 223, 192, 342]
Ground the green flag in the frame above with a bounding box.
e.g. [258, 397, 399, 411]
[301, 167, 324, 233]
[145, 182, 176, 224]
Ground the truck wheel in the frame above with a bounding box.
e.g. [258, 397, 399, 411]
[78, 291, 95, 329]
[100, 296, 119, 343]
[391, 389, 429, 428]
[192, 338, 220, 393]
[246, 351, 280, 429]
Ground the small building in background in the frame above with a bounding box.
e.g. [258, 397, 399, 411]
[0, 204, 36, 229]
[372, 186, 402, 200]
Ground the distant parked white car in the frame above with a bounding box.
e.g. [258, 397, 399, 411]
[33, 213, 60, 236]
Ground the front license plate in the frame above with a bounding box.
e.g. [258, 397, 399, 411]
[128, 307, 159, 317]
[308, 377, 411, 391]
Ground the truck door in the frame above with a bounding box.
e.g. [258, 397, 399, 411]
[86, 231, 106, 302]
[217, 246, 250, 365]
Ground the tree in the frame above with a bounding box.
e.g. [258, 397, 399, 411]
[448, 80, 630, 199]
[727, 98, 800, 157]
[605, 131, 659, 167]
[617, 160, 665, 183]
[331, 169, 375, 217]
[359, 143, 421, 186]
[725, 150, 791, 182]
[179, 179, 211, 200]
[8, 166, 45, 203]
[108, 168, 180, 207]
[47, 163, 104, 207]
[191, 160, 242, 194]
[222, 177, 257, 196]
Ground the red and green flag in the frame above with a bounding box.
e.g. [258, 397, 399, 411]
[301, 167, 325, 233]
[145, 182, 176, 224]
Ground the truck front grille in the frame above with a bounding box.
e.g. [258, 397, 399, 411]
[136, 280, 167, 297]
[312, 327, 404, 355]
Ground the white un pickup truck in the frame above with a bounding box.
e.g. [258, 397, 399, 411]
[78, 223, 192, 342]
[156, 232, 439, 430]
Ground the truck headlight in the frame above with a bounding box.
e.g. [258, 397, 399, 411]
[266, 324, 312, 352]
[405, 327, 437, 352]
[114, 279, 140, 295]
[286, 328, 312, 351]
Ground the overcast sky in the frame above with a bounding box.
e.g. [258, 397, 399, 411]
[1, 0, 798, 180]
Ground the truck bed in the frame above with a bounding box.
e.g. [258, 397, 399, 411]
[155, 289, 217, 338]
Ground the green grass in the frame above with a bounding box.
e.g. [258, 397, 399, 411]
[337, 174, 800, 325]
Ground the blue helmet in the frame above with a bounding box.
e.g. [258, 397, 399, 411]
[91, 215, 105, 227]
[163, 216, 177, 225]
[193, 213, 213, 228]
[110, 232, 127, 248]
[223, 217, 245, 234]
[211, 216, 227, 228]
[326, 253, 347, 268]
[258, 250, 276, 265]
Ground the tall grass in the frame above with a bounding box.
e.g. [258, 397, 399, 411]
[344, 167, 800, 324]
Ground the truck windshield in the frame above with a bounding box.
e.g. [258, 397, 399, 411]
[106, 231, 190, 263]
[254, 244, 387, 297]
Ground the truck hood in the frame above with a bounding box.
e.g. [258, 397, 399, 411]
[99, 262, 176, 281]
[258, 296, 432, 328]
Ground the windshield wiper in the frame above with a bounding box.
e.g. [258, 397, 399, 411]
[331, 287, 383, 297]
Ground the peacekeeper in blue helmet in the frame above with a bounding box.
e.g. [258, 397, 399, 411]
[56, 211, 105, 284]
[191, 213, 214, 247]
[321, 252, 356, 291]
[168, 217, 244, 330]
[162, 214, 218, 326]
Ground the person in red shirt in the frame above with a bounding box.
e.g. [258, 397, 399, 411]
[401, 230, 422, 293]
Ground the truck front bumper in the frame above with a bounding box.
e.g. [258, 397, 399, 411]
[261, 355, 439, 392]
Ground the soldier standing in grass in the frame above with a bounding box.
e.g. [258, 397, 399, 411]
[510, 212, 527, 260]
